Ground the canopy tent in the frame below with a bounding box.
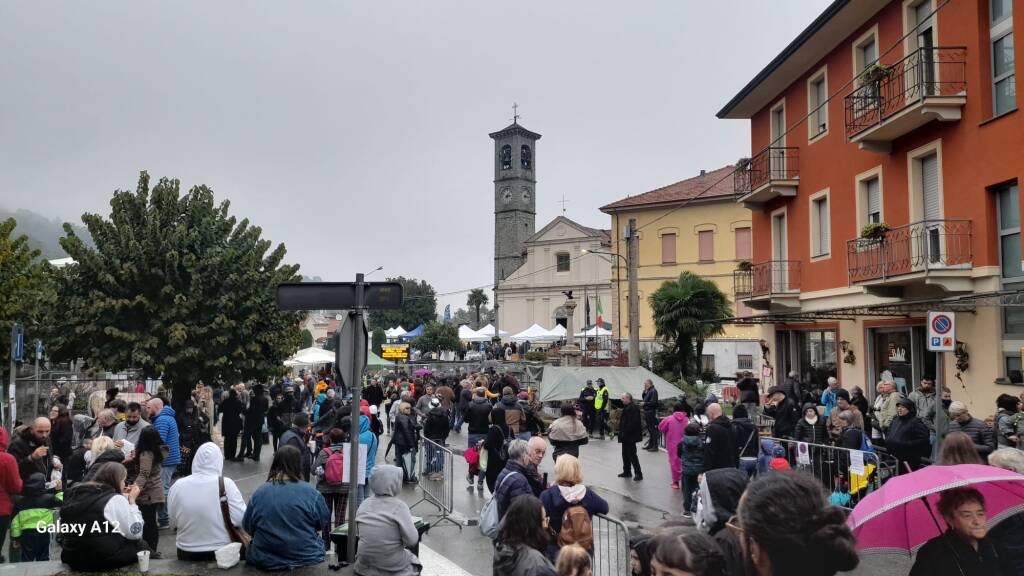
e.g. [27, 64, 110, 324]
[574, 325, 613, 337]
[384, 326, 407, 338]
[476, 324, 509, 338]
[398, 324, 425, 340]
[286, 347, 335, 365]
[458, 325, 490, 342]
[510, 323, 561, 343]
[367, 351, 395, 367]
[536, 367, 682, 403]
[550, 325, 567, 338]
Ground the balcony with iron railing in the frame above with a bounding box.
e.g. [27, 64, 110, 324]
[733, 260, 801, 311]
[733, 147, 799, 210]
[844, 46, 967, 154]
[846, 219, 973, 292]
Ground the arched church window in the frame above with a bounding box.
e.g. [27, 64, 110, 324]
[521, 145, 532, 169]
[500, 145, 512, 170]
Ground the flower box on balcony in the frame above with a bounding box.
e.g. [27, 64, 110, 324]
[860, 222, 891, 240]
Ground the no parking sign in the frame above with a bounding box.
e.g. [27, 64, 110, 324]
[927, 311, 955, 352]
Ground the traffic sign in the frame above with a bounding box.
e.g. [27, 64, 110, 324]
[927, 311, 955, 351]
[381, 343, 410, 361]
[10, 324, 24, 362]
[276, 282, 403, 311]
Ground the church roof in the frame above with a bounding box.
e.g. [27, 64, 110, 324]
[488, 122, 542, 140]
[600, 165, 736, 212]
[526, 215, 610, 244]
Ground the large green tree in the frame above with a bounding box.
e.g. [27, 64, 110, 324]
[52, 172, 303, 407]
[466, 288, 489, 329]
[648, 272, 730, 381]
[0, 218, 53, 366]
[414, 322, 459, 355]
[368, 277, 437, 331]
[452, 305, 493, 328]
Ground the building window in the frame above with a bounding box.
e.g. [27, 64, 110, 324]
[991, 0, 1016, 115]
[701, 354, 716, 373]
[808, 68, 828, 139]
[520, 145, 532, 169]
[661, 233, 677, 264]
[735, 227, 751, 260]
[698, 230, 714, 262]
[852, 29, 879, 116]
[737, 354, 754, 370]
[811, 194, 830, 257]
[556, 252, 570, 272]
[1006, 355, 1024, 384]
[500, 144, 512, 170]
[863, 176, 882, 224]
[997, 182, 1024, 336]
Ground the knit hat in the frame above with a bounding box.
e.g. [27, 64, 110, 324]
[834, 388, 851, 402]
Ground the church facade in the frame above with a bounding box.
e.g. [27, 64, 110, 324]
[495, 216, 613, 337]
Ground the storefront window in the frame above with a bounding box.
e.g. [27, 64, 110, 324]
[869, 326, 938, 397]
[797, 330, 837, 393]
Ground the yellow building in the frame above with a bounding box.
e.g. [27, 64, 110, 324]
[600, 165, 761, 379]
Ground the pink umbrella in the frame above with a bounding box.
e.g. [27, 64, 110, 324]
[848, 464, 1024, 554]
[413, 369, 433, 377]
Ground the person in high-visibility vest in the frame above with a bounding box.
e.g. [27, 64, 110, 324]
[593, 378, 610, 440]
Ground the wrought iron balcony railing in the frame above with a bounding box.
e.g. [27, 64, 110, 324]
[734, 147, 799, 194]
[846, 219, 972, 283]
[735, 260, 801, 299]
[844, 46, 967, 139]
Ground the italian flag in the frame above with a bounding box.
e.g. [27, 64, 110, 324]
[596, 296, 603, 327]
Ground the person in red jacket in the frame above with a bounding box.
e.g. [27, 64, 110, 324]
[0, 427, 25, 562]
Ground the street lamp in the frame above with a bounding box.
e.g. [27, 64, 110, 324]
[581, 249, 629, 360]
[364, 266, 384, 278]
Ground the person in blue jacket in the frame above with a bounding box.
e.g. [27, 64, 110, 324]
[539, 454, 608, 559]
[146, 397, 180, 529]
[244, 445, 330, 570]
[357, 414, 379, 505]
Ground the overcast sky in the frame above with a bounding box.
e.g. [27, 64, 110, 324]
[0, 0, 828, 315]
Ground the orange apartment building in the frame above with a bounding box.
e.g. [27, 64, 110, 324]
[717, 0, 1022, 413]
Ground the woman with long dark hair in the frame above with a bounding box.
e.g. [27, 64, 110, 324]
[60, 462, 146, 571]
[493, 495, 554, 576]
[243, 446, 330, 570]
[484, 404, 509, 492]
[132, 426, 166, 554]
[734, 471, 858, 576]
[48, 404, 74, 463]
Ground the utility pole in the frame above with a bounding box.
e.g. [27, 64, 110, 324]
[627, 218, 640, 367]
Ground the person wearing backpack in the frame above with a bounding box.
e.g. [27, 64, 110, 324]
[540, 455, 608, 561]
[314, 426, 350, 550]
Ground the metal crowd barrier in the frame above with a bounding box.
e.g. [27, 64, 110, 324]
[592, 513, 630, 576]
[411, 437, 461, 529]
[760, 436, 897, 508]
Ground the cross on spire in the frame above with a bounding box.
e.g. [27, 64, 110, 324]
[511, 102, 520, 124]
[559, 195, 569, 214]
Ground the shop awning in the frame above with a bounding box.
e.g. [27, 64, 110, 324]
[715, 289, 1024, 325]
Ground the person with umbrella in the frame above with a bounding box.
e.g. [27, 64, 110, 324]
[909, 487, 1004, 575]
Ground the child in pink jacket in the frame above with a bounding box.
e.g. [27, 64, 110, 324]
[657, 403, 689, 489]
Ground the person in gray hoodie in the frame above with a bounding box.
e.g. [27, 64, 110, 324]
[353, 465, 421, 576]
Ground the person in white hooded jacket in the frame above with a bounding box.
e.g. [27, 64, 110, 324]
[167, 442, 246, 560]
[353, 464, 422, 576]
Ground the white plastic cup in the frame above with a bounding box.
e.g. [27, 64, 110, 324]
[326, 550, 338, 568]
[137, 550, 150, 573]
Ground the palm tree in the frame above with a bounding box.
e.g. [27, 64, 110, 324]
[648, 272, 731, 381]
[467, 288, 489, 329]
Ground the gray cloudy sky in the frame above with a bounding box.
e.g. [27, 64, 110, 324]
[0, 0, 828, 314]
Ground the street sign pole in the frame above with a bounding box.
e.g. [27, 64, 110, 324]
[8, 324, 24, 432]
[344, 273, 368, 564]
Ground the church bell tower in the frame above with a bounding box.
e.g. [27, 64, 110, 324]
[490, 115, 540, 284]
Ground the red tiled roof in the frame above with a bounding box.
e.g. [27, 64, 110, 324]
[600, 165, 736, 212]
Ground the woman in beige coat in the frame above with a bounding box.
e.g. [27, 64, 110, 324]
[132, 426, 166, 556]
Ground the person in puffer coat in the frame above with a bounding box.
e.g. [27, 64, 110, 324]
[60, 462, 146, 571]
[353, 465, 422, 576]
[793, 403, 828, 445]
[658, 404, 689, 490]
[886, 397, 931, 472]
[677, 423, 705, 516]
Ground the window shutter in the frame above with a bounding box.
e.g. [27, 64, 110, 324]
[661, 233, 676, 264]
[921, 154, 940, 221]
[699, 231, 714, 262]
[866, 178, 881, 220]
[735, 228, 751, 260]
[816, 198, 829, 255]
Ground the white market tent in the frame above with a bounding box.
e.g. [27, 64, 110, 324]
[574, 325, 613, 337]
[510, 323, 561, 343]
[537, 367, 681, 403]
[476, 324, 509, 338]
[458, 325, 490, 342]
[385, 326, 407, 338]
[286, 347, 335, 365]
[550, 325, 567, 338]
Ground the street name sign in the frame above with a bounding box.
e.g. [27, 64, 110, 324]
[381, 343, 410, 361]
[926, 311, 955, 352]
[276, 282, 403, 311]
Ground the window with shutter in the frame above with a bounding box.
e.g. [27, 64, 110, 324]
[698, 231, 714, 262]
[866, 178, 881, 223]
[812, 196, 830, 257]
[661, 233, 676, 264]
[921, 154, 940, 221]
[735, 228, 751, 260]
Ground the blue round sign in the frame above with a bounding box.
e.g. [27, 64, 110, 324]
[932, 315, 952, 335]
